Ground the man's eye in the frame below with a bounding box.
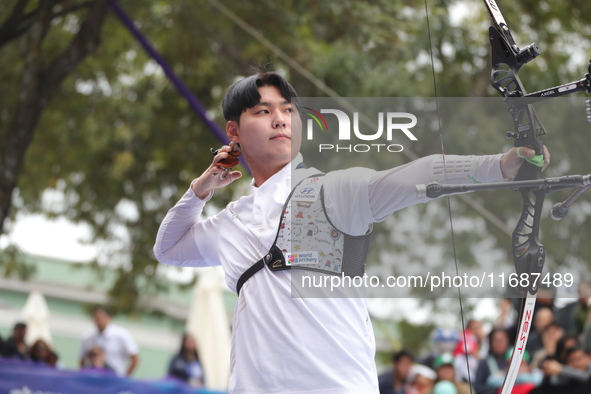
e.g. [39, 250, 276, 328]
[257, 109, 269, 114]
[285, 108, 293, 113]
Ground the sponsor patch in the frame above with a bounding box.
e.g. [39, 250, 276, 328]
[292, 186, 319, 202]
[285, 251, 319, 266]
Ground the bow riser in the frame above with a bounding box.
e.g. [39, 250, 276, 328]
[489, 26, 546, 179]
[513, 188, 546, 295]
[486, 1, 546, 392]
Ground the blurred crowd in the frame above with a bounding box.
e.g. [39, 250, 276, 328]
[378, 286, 591, 394]
[4, 288, 591, 393]
[0, 306, 204, 388]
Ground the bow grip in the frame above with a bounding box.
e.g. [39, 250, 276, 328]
[513, 137, 544, 182]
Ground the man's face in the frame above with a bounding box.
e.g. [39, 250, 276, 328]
[13, 326, 26, 341]
[491, 330, 509, 355]
[568, 349, 591, 371]
[534, 308, 553, 331]
[393, 356, 413, 381]
[437, 365, 455, 381]
[183, 334, 197, 353]
[412, 375, 434, 394]
[543, 325, 563, 342]
[469, 321, 483, 339]
[228, 85, 302, 172]
[93, 310, 111, 332]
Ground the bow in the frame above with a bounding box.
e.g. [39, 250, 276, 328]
[422, 1, 591, 392]
[485, 2, 591, 391]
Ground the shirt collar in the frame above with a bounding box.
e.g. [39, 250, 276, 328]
[98, 324, 113, 336]
[290, 153, 304, 172]
[248, 153, 304, 192]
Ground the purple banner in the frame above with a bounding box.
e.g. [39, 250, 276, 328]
[0, 360, 226, 394]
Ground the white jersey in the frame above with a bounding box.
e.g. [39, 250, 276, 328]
[80, 323, 138, 376]
[154, 153, 504, 394]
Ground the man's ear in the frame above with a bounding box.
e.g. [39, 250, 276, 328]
[226, 120, 240, 143]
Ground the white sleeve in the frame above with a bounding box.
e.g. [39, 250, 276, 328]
[323, 168, 377, 236]
[153, 188, 219, 267]
[121, 328, 139, 356]
[323, 154, 504, 235]
[368, 154, 504, 221]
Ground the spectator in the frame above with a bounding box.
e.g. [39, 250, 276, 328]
[554, 334, 578, 364]
[554, 297, 578, 335]
[378, 349, 414, 394]
[498, 292, 554, 348]
[47, 349, 61, 368]
[566, 346, 591, 374]
[530, 322, 564, 369]
[578, 297, 591, 354]
[454, 320, 484, 383]
[29, 339, 55, 367]
[532, 333, 578, 393]
[79, 306, 139, 376]
[538, 346, 591, 393]
[82, 346, 116, 375]
[0, 322, 29, 361]
[486, 349, 542, 393]
[526, 307, 554, 355]
[555, 282, 591, 336]
[434, 353, 473, 394]
[406, 364, 436, 394]
[167, 333, 204, 387]
[473, 328, 509, 394]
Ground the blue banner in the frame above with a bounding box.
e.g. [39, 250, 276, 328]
[0, 360, 226, 394]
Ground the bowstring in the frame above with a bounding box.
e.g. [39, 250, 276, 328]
[423, 2, 474, 392]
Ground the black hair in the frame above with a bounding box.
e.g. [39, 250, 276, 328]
[222, 71, 299, 124]
[541, 322, 562, 335]
[178, 332, 200, 362]
[565, 345, 586, 359]
[392, 349, 414, 363]
[13, 322, 26, 330]
[91, 306, 112, 317]
[488, 327, 509, 355]
[554, 334, 578, 363]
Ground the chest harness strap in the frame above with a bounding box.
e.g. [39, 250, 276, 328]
[236, 164, 371, 295]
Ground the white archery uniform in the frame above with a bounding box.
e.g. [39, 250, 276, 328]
[154, 153, 504, 394]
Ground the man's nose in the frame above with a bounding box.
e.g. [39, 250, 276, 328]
[272, 110, 287, 128]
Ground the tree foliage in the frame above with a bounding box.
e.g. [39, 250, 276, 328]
[1, 0, 590, 314]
